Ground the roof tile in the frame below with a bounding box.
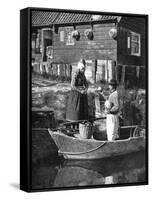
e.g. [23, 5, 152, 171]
[32, 11, 119, 27]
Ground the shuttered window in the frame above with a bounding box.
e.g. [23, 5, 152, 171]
[60, 31, 65, 42]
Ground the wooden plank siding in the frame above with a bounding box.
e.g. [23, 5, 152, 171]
[52, 23, 117, 64]
[53, 49, 117, 62]
[117, 17, 146, 66]
[32, 16, 146, 87]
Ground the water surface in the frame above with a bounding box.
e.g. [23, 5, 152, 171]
[32, 151, 146, 190]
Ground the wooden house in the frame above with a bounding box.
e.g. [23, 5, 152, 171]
[32, 11, 146, 88]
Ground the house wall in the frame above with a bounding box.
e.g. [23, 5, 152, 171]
[52, 23, 117, 83]
[53, 23, 117, 63]
[117, 17, 146, 66]
[116, 17, 146, 88]
[32, 17, 146, 86]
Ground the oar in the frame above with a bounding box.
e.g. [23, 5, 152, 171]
[60, 117, 106, 127]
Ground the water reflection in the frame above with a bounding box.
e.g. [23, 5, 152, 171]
[32, 151, 146, 190]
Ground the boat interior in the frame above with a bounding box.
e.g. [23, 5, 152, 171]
[52, 121, 145, 141]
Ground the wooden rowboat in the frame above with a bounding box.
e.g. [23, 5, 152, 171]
[48, 126, 145, 160]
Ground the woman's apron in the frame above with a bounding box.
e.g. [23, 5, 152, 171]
[66, 73, 88, 121]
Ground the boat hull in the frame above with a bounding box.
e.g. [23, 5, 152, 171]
[48, 130, 145, 160]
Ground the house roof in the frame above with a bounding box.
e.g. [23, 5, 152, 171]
[32, 11, 120, 27]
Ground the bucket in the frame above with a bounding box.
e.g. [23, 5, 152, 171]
[79, 122, 93, 139]
[93, 119, 107, 140]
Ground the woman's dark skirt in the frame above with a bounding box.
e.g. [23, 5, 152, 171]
[66, 90, 88, 121]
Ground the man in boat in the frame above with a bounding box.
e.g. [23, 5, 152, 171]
[66, 59, 88, 121]
[105, 79, 120, 141]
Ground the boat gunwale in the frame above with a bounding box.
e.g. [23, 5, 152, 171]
[48, 128, 145, 144]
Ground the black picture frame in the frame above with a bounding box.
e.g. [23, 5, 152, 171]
[20, 7, 148, 192]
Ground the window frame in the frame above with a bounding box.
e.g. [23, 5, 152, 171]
[66, 27, 75, 46]
[41, 28, 53, 61]
[32, 30, 41, 54]
[130, 31, 141, 56]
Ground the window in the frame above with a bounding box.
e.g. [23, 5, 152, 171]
[32, 30, 41, 54]
[41, 28, 53, 61]
[66, 28, 75, 46]
[130, 32, 141, 56]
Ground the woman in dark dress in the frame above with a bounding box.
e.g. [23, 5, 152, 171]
[66, 59, 88, 121]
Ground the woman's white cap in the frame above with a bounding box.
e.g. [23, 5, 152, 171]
[77, 59, 86, 69]
[77, 62, 85, 70]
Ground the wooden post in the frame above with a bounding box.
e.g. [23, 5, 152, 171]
[64, 64, 66, 80]
[92, 59, 97, 83]
[121, 65, 126, 86]
[70, 64, 72, 82]
[112, 60, 116, 80]
[116, 65, 121, 84]
[65, 64, 67, 80]
[40, 63, 43, 74]
[96, 60, 105, 82]
[136, 66, 140, 78]
[108, 60, 113, 81]
[115, 63, 118, 82]
[101, 63, 105, 80]
[105, 60, 108, 82]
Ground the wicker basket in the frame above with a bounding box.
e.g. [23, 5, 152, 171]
[79, 122, 93, 139]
